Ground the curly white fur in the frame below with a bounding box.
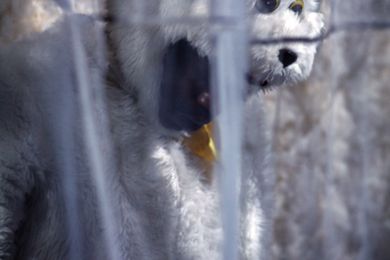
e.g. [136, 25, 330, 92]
[0, 0, 323, 259]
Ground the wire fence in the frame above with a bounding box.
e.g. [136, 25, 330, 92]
[1, 0, 389, 259]
[97, 14, 390, 46]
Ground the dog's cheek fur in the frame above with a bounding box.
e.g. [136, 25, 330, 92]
[305, 12, 325, 36]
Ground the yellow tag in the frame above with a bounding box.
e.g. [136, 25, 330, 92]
[183, 123, 217, 163]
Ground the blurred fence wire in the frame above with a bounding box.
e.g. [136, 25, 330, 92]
[97, 13, 390, 45]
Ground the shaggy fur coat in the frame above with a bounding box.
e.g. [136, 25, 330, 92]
[0, 0, 322, 259]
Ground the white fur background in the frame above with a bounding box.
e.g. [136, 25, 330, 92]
[266, 1, 390, 259]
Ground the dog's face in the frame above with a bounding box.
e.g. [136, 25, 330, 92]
[109, 0, 323, 132]
[248, 0, 324, 88]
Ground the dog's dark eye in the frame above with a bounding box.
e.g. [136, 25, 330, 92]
[255, 0, 280, 14]
[289, 0, 304, 15]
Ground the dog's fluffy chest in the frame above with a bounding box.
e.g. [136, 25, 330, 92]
[107, 95, 224, 259]
[108, 92, 265, 259]
[146, 142, 223, 259]
[13, 88, 264, 260]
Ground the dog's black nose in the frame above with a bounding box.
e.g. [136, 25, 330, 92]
[278, 48, 297, 68]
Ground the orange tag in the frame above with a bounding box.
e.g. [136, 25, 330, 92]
[183, 123, 217, 163]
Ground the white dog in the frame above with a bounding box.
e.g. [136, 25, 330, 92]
[0, 0, 323, 259]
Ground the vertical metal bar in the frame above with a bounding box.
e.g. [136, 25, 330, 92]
[54, 52, 83, 260]
[356, 37, 374, 260]
[51, 2, 82, 260]
[60, 1, 122, 259]
[211, 1, 248, 259]
[323, 1, 344, 259]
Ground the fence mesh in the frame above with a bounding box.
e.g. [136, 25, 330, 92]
[1, 0, 389, 259]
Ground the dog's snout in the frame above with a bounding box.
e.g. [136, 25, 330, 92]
[278, 48, 298, 68]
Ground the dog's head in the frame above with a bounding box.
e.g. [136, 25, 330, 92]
[107, 0, 324, 133]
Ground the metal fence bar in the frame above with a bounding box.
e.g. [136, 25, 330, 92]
[61, 1, 123, 259]
[211, 0, 248, 259]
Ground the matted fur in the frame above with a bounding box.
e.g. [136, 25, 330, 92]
[0, 0, 323, 259]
